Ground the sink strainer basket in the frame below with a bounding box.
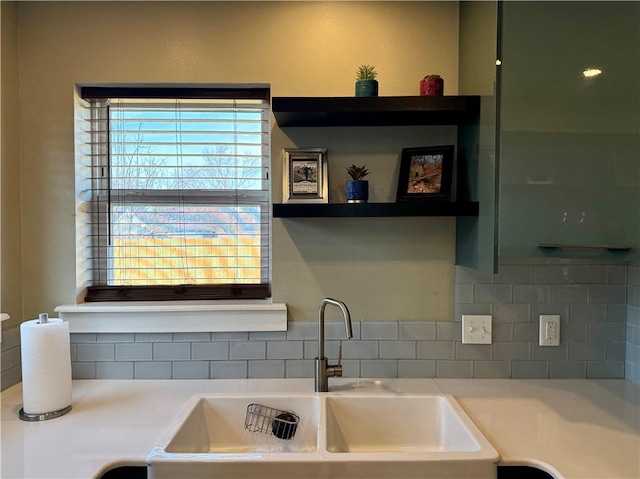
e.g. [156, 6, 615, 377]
[244, 403, 300, 440]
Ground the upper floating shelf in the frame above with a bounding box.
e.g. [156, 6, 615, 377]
[271, 95, 481, 127]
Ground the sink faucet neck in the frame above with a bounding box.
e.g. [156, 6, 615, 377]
[315, 298, 353, 392]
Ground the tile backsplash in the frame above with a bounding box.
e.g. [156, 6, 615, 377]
[2, 257, 636, 389]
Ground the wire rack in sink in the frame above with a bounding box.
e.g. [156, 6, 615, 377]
[244, 403, 300, 440]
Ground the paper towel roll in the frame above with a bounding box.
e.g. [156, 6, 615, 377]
[20, 318, 72, 415]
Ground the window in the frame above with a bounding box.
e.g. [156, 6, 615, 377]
[76, 86, 271, 302]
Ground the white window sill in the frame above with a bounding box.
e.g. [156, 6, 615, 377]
[54, 301, 287, 334]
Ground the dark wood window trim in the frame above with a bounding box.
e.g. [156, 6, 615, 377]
[85, 284, 271, 302]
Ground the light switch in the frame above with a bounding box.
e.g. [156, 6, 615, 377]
[462, 315, 492, 344]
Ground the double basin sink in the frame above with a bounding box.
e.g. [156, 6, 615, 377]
[146, 391, 498, 479]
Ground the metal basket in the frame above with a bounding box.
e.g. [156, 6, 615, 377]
[244, 403, 300, 440]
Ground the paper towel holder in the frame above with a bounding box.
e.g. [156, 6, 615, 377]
[19, 405, 72, 422]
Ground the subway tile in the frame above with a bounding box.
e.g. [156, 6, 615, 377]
[115, 343, 152, 361]
[361, 360, 397, 378]
[192, 342, 228, 360]
[531, 303, 569, 321]
[361, 322, 397, 340]
[627, 265, 640, 286]
[492, 323, 514, 342]
[250, 331, 287, 341]
[172, 361, 209, 379]
[417, 341, 454, 360]
[550, 285, 588, 303]
[285, 360, 314, 378]
[474, 284, 512, 303]
[569, 342, 606, 361]
[71, 362, 96, 379]
[379, 341, 416, 359]
[229, 341, 265, 360]
[511, 361, 549, 379]
[153, 342, 190, 361]
[97, 362, 134, 379]
[588, 322, 625, 342]
[493, 303, 529, 323]
[210, 360, 247, 379]
[569, 303, 606, 322]
[173, 332, 211, 342]
[435, 322, 462, 341]
[591, 285, 627, 304]
[455, 266, 494, 284]
[455, 284, 474, 304]
[399, 322, 435, 340]
[532, 265, 570, 284]
[455, 343, 492, 360]
[627, 323, 640, 345]
[70, 344, 77, 362]
[70, 333, 97, 343]
[304, 340, 339, 360]
[212, 332, 249, 341]
[473, 361, 510, 379]
[587, 361, 624, 379]
[607, 265, 627, 285]
[570, 265, 607, 284]
[77, 343, 114, 362]
[1, 365, 21, 390]
[1, 328, 20, 351]
[267, 341, 304, 360]
[549, 360, 586, 379]
[398, 360, 436, 378]
[625, 361, 640, 385]
[436, 360, 474, 378]
[135, 333, 172, 343]
[513, 285, 549, 303]
[562, 322, 588, 342]
[493, 342, 530, 360]
[1, 347, 20, 371]
[340, 360, 360, 378]
[286, 322, 318, 340]
[494, 265, 531, 284]
[97, 333, 134, 343]
[454, 303, 492, 322]
[607, 303, 627, 322]
[628, 285, 640, 307]
[248, 360, 285, 378]
[513, 322, 538, 342]
[341, 341, 377, 359]
[606, 342, 626, 361]
[326, 321, 360, 340]
[134, 362, 172, 379]
[531, 343, 568, 361]
[627, 305, 640, 326]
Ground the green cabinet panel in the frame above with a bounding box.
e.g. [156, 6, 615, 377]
[498, 1, 639, 261]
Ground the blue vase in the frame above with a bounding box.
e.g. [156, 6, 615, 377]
[346, 180, 369, 203]
[355, 80, 378, 97]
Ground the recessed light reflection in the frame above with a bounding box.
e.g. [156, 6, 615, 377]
[583, 68, 602, 78]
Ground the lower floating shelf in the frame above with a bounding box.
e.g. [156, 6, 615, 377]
[272, 202, 479, 218]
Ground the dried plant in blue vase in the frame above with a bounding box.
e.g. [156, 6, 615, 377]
[346, 164, 370, 203]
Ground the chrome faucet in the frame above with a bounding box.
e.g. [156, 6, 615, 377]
[315, 298, 353, 392]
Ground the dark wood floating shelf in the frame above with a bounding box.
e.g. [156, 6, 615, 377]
[273, 202, 479, 218]
[272, 95, 481, 127]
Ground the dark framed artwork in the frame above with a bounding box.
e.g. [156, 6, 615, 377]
[282, 148, 329, 203]
[396, 145, 454, 201]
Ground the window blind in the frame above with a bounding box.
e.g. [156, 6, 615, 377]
[78, 87, 271, 301]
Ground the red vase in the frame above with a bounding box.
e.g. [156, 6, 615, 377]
[420, 76, 444, 96]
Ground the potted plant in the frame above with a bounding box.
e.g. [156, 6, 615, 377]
[355, 64, 378, 97]
[346, 164, 370, 203]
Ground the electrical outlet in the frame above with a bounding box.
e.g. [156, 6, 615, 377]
[539, 315, 560, 346]
[462, 315, 492, 344]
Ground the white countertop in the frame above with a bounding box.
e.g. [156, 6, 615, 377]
[1, 378, 639, 479]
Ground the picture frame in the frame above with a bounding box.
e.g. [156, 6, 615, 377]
[283, 148, 329, 203]
[395, 145, 454, 201]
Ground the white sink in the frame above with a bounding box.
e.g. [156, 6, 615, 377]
[147, 392, 498, 479]
[325, 395, 484, 454]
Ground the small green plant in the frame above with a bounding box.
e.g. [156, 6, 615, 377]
[346, 164, 370, 181]
[355, 64, 378, 81]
